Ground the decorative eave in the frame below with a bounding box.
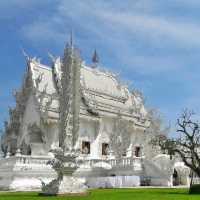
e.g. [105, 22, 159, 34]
[5, 60, 35, 137]
[17, 56, 149, 127]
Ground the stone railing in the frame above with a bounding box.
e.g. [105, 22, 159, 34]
[0, 154, 143, 170]
[0, 155, 51, 168]
[109, 157, 143, 168]
[82, 156, 143, 168]
[15, 155, 50, 165]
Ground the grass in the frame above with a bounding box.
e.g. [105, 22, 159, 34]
[0, 188, 199, 200]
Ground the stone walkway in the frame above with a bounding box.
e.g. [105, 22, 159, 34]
[0, 185, 189, 193]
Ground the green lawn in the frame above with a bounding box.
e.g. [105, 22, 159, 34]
[0, 188, 199, 200]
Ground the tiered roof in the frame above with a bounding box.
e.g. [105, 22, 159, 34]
[28, 57, 148, 125]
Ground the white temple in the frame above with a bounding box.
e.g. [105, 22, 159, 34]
[0, 40, 190, 191]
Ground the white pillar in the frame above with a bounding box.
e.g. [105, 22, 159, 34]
[5, 151, 11, 158]
[15, 148, 22, 157]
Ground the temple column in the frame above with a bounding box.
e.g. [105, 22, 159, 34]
[15, 148, 22, 157]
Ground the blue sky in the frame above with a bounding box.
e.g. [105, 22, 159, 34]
[1, 0, 200, 133]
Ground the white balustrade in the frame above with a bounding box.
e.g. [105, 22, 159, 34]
[13, 155, 50, 167]
[0, 154, 143, 171]
[83, 157, 142, 169]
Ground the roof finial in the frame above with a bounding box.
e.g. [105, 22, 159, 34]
[21, 47, 31, 62]
[70, 30, 73, 47]
[48, 52, 56, 63]
[92, 49, 99, 68]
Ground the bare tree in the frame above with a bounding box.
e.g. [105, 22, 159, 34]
[143, 109, 169, 158]
[152, 109, 200, 178]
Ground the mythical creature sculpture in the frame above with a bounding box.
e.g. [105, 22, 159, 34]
[40, 39, 87, 195]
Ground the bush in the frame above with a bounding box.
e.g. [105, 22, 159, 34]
[189, 184, 200, 194]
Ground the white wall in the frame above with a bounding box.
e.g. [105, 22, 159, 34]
[78, 117, 115, 159]
[45, 123, 59, 151]
[18, 95, 40, 148]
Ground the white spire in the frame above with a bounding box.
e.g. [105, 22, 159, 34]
[92, 49, 99, 68]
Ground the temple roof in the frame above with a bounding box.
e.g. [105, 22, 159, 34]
[28, 58, 147, 119]
[81, 65, 127, 99]
[30, 60, 56, 95]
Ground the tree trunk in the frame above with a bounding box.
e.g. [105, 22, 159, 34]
[190, 171, 194, 188]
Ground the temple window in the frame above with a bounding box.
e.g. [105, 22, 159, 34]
[135, 146, 141, 157]
[122, 149, 127, 157]
[27, 145, 32, 155]
[102, 143, 109, 155]
[122, 152, 127, 157]
[82, 141, 90, 154]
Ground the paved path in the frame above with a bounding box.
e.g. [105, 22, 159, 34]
[0, 185, 190, 193]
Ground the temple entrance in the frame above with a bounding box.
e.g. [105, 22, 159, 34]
[173, 169, 179, 186]
[173, 167, 190, 186]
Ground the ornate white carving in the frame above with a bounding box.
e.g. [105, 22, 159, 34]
[0, 42, 185, 192]
[41, 44, 87, 195]
[41, 148, 87, 195]
[59, 44, 81, 150]
[81, 89, 99, 116]
[109, 114, 132, 159]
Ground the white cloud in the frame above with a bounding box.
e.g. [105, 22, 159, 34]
[18, 1, 200, 76]
[20, 1, 200, 47]
[95, 11, 200, 47]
